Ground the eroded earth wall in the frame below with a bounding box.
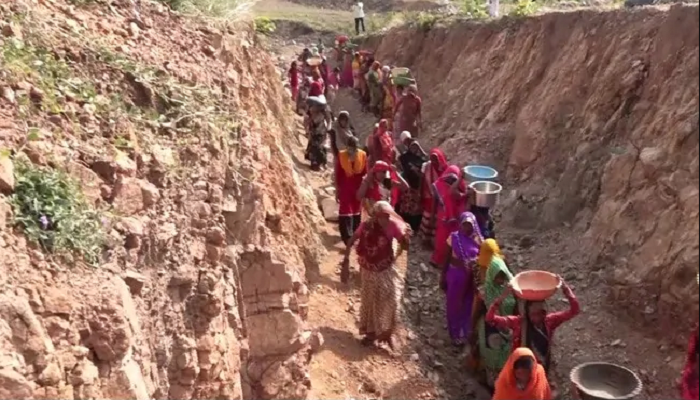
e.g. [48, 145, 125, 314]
[366, 5, 699, 340]
[0, 0, 324, 399]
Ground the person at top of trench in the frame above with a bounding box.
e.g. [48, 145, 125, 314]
[487, 275, 580, 381]
[394, 84, 422, 137]
[357, 160, 408, 214]
[308, 67, 325, 98]
[366, 119, 395, 168]
[429, 165, 468, 269]
[492, 347, 553, 400]
[418, 148, 447, 246]
[440, 211, 482, 347]
[288, 61, 299, 103]
[341, 201, 409, 349]
[395, 131, 427, 232]
[329, 110, 357, 156]
[352, 0, 366, 35]
[334, 137, 367, 270]
[367, 61, 384, 117]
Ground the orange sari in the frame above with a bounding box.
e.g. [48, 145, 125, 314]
[493, 348, 552, 400]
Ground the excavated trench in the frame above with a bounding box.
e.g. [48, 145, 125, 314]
[298, 5, 699, 400]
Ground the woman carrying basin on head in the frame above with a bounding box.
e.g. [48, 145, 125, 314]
[486, 276, 580, 377]
[493, 347, 553, 400]
[341, 201, 411, 349]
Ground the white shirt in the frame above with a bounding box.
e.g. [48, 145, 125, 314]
[352, 2, 365, 18]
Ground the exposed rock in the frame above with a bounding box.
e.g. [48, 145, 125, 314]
[319, 197, 338, 222]
[0, 156, 14, 193]
[123, 270, 147, 295]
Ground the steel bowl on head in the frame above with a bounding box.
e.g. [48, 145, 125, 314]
[469, 180, 502, 209]
[463, 165, 499, 183]
[570, 362, 643, 400]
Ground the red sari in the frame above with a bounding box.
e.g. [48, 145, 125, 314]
[429, 165, 467, 267]
[364, 161, 400, 210]
[681, 325, 699, 400]
[368, 119, 394, 168]
[309, 78, 325, 97]
[395, 92, 422, 137]
[419, 148, 448, 239]
[335, 150, 367, 217]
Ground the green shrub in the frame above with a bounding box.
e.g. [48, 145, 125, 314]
[10, 159, 105, 265]
[509, 0, 540, 16]
[461, 0, 489, 18]
[416, 12, 439, 31]
[254, 17, 276, 35]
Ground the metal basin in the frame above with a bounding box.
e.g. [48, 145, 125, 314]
[469, 181, 502, 208]
[463, 165, 498, 184]
[570, 362, 643, 400]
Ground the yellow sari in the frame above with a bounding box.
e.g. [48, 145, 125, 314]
[352, 59, 362, 89]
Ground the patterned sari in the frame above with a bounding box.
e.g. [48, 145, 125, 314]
[355, 205, 409, 342]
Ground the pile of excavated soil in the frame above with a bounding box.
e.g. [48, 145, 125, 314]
[0, 0, 327, 399]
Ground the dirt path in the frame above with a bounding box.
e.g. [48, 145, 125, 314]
[288, 86, 492, 400]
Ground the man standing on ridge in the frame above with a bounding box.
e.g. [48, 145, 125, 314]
[353, 1, 365, 35]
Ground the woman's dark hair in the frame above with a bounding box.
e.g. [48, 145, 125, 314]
[346, 136, 359, 149]
[513, 356, 534, 370]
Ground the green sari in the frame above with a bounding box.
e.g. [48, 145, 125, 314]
[476, 257, 516, 385]
[367, 69, 383, 110]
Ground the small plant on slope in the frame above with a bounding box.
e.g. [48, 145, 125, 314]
[254, 17, 276, 35]
[9, 159, 105, 265]
[461, 0, 489, 19]
[509, 0, 540, 17]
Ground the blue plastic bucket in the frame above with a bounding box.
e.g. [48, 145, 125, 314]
[463, 165, 498, 183]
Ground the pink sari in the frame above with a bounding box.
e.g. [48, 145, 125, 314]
[430, 165, 467, 267]
[341, 53, 354, 88]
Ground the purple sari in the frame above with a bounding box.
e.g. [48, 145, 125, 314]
[446, 212, 483, 342]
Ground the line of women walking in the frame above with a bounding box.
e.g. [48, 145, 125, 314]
[289, 43, 699, 400]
